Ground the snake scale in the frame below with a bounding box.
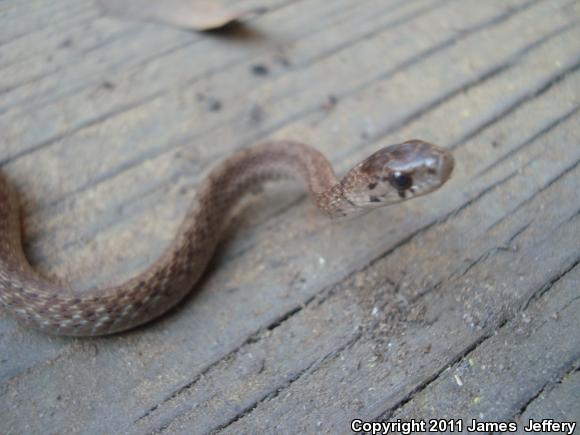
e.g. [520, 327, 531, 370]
[0, 140, 453, 336]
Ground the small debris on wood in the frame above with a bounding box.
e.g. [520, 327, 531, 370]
[208, 98, 222, 112]
[59, 38, 73, 49]
[248, 104, 264, 125]
[275, 55, 291, 67]
[251, 64, 269, 76]
[321, 94, 339, 112]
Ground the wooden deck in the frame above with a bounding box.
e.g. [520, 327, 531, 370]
[1, 0, 579, 433]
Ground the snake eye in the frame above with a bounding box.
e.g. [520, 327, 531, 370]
[389, 172, 413, 190]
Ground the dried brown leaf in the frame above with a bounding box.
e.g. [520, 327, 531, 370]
[97, 0, 242, 31]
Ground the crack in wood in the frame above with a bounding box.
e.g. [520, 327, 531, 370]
[0, 91, 164, 166]
[0, 0, 301, 115]
[134, 293, 320, 424]
[411, 219, 533, 312]
[0, 5, 96, 48]
[289, 0, 456, 71]
[203, 332, 363, 435]
[512, 315, 580, 420]
[381, 317, 511, 422]
[374, 258, 580, 422]
[519, 254, 580, 313]
[0, 25, 142, 97]
[476, 104, 580, 178]
[449, 54, 580, 150]
[487, 157, 580, 232]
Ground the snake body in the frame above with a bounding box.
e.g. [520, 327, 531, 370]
[0, 140, 453, 336]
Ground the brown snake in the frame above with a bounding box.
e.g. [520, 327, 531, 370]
[0, 140, 453, 336]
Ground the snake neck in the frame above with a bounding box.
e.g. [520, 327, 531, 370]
[315, 163, 375, 219]
[192, 141, 371, 220]
[314, 184, 360, 218]
[193, 141, 340, 217]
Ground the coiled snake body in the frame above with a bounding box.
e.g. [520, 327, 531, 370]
[0, 140, 453, 336]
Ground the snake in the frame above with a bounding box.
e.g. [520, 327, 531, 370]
[0, 140, 453, 336]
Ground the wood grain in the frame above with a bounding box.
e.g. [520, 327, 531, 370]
[1, 0, 578, 433]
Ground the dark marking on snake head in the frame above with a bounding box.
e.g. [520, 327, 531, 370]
[427, 167, 437, 175]
[398, 190, 406, 199]
[369, 196, 381, 203]
[368, 182, 378, 190]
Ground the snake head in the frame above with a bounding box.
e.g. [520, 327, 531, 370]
[347, 140, 454, 209]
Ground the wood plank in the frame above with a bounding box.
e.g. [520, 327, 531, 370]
[0, 0, 578, 433]
[389, 266, 579, 423]
[516, 371, 580, 433]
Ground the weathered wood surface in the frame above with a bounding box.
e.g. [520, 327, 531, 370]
[1, 0, 579, 433]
